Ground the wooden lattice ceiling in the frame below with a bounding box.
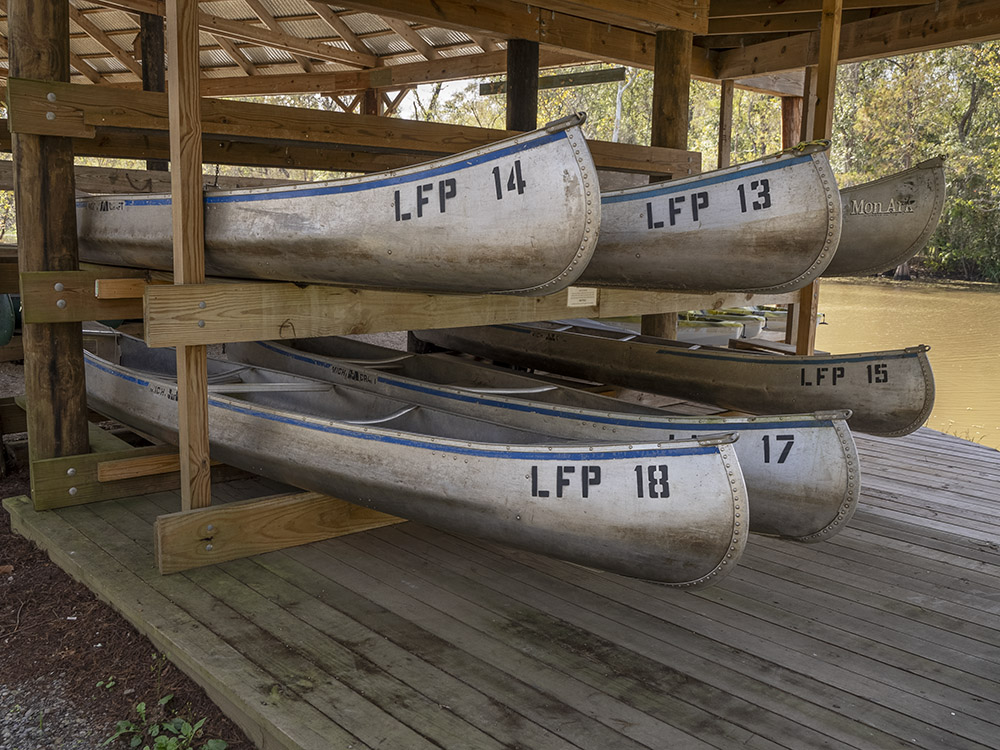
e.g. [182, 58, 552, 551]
[2, 0, 1000, 99]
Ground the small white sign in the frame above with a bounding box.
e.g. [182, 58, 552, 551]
[566, 286, 599, 308]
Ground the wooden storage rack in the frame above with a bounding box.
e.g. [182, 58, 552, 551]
[5, 0, 836, 576]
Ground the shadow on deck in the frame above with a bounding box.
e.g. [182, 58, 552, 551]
[5, 427, 1000, 750]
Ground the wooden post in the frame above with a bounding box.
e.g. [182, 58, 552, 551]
[362, 87, 382, 117]
[9, 0, 91, 471]
[140, 13, 169, 172]
[167, 0, 212, 510]
[781, 97, 802, 150]
[717, 79, 734, 169]
[793, 0, 842, 355]
[642, 28, 693, 339]
[782, 94, 804, 345]
[800, 66, 818, 143]
[505, 39, 539, 131]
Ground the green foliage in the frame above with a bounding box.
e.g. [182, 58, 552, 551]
[102, 693, 227, 750]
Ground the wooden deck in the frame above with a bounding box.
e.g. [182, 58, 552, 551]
[5, 426, 1000, 750]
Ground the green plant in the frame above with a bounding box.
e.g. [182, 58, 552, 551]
[97, 676, 117, 689]
[102, 694, 227, 750]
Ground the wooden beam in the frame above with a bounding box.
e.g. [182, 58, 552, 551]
[19, 270, 145, 323]
[517, 0, 707, 34]
[141, 283, 797, 348]
[5, 80, 700, 176]
[303, 0, 373, 54]
[383, 17, 440, 60]
[717, 78, 734, 168]
[198, 11, 376, 68]
[167, 0, 212, 511]
[198, 49, 582, 97]
[9, 0, 91, 467]
[717, 0, 1000, 78]
[243, 0, 314, 72]
[641, 27, 693, 340]
[213, 34, 258, 76]
[140, 12, 168, 171]
[708, 0, 929, 16]
[506, 39, 539, 131]
[154, 491, 405, 574]
[481, 67, 626, 95]
[68, 2, 143, 78]
[781, 96, 802, 148]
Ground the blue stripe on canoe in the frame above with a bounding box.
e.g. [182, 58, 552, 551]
[491, 325, 921, 366]
[75, 131, 566, 209]
[86, 354, 719, 461]
[255, 342, 833, 432]
[600, 154, 813, 205]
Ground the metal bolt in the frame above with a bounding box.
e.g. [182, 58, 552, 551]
[205, 544, 214, 552]
[66, 468, 76, 477]
[198, 301, 206, 309]
[56, 299, 67, 309]
[54, 282, 64, 292]
[68, 487, 78, 496]
[47, 92, 57, 102]
[46, 111, 56, 121]
[206, 524, 215, 532]
[197, 320, 205, 328]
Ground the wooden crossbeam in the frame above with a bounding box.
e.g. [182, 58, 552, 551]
[143, 282, 796, 348]
[243, 0, 314, 72]
[6, 79, 700, 176]
[708, 0, 927, 15]
[382, 17, 440, 59]
[154, 490, 406, 574]
[199, 11, 376, 68]
[303, 0, 373, 54]
[519, 0, 707, 34]
[717, 0, 1000, 77]
[19, 270, 145, 324]
[213, 34, 258, 76]
[68, 2, 143, 77]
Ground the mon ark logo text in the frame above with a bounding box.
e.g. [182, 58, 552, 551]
[848, 197, 915, 216]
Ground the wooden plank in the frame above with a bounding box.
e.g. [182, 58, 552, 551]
[154, 490, 404, 574]
[716, 0, 1000, 78]
[2, 494, 353, 750]
[812, 0, 842, 141]
[0, 336, 25, 362]
[94, 276, 149, 299]
[0, 395, 28, 434]
[0, 257, 17, 292]
[5, 79, 699, 177]
[8, 0, 91, 466]
[19, 269, 145, 323]
[142, 282, 796, 347]
[166, 0, 212, 512]
[97, 450, 222, 482]
[528, 0, 707, 34]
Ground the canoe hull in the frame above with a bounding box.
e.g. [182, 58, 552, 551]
[76, 117, 600, 296]
[415, 323, 935, 437]
[826, 157, 946, 277]
[230, 338, 860, 542]
[580, 145, 842, 293]
[84, 340, 748, 586]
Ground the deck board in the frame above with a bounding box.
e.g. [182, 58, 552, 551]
[6, 426, 1000, 750]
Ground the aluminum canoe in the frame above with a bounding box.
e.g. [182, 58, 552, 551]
[76, 115, 599, 296]
[414, 321, 935, 437]
[825, 157, 946, 277]
[83, 333, 748, 587]
[228, 337, 860, 542]
[579, 142, 842, 292]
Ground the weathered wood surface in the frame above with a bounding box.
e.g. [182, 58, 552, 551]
[6, 426, 1000, 749]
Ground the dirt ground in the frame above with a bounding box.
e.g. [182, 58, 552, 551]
[0, 359, 253, 750]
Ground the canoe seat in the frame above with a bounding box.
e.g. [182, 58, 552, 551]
[341, 405, 417, 425]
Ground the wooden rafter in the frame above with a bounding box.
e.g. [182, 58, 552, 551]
[213, 34, 258, 76]
[708, 0, 930, 16]
[302, 0, 373, 54]
[521, 0, 707, 34]
[199, 12, 376, 68]
[243, 0, 314, 72]
[68, 2, 142, 77]
[198, 49, 583, 97]
[466, 32, 501, 53]
[382, 17, 439, 60]
[705, 10, 868, 35]
[717, 0, 1000, 77]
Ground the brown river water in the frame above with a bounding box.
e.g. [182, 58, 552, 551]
[813, 278, 1000, 449]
